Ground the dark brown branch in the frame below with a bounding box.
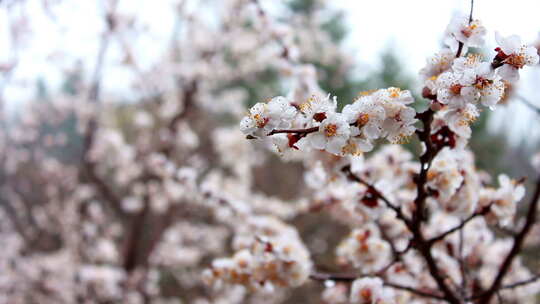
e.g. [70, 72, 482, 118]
[455, 0, 474, 58]
[416, 240, 462, 304]
[82, 159, 124, 216]
[160, 80, 198, 157]
[140, 204, 181, 268]
[412, 109, 436, 227]
[341, 165, 412, 228]
[267, 127, 319, 136]
[377, 222, 401, 273]
[468, 274, 540, 301]
[456, 42, 465, 58]
[411, 109, 461, 304]
[427, 204, 492, 245]
[122, 193, 151, 272]
[167, 81, 198, 133]
[80, 1, 123, 216]
[468, 0, 474, 23]
[310, 272, 446, 301]
[499, 274, 540, 290]
[477, 175, 540, 303]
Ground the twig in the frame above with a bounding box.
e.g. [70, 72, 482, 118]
[341, 165, 411, 228]
[412, 109, 436, 227]
[499, 274, 540, 290]
[411, 110, 462, 304]
[427, 204, 491, 245]
[267, 127, 319, 136]
[469, 0, 474, 23]
[456, 0, 475, 58]
[310, 272, 446, 301]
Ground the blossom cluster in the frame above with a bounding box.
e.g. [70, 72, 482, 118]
[422, 15, 539, 139]
[240, 88, 417, 156]
[203, 216, 312, 291]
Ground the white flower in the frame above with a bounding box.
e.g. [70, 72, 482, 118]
[374, 87, 414, 105]
[303, 113, 351, 155]
[473, 68, 505, 108]
[240, 96, 297, 137]
[342, 96, 385, 153]
[381, 104, 417, 144]
[441, 103, 479, 138]
[206, 217, 312, 291]
[298, 94, 337, 123]
[445, 14, 486, 52]
[495, 33, 539, 82]
[427, 151, 464, 205]
[420, 48, 455, 81]
[436, 70, 476, 108]
[337, 225, 391, 273]
[350, 277, 394, 304]
[452, 55, 505, 108]
[323, 283, 349, 304]
[487, 175, 525, 226]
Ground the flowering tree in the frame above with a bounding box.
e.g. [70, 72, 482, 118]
[209, 2, 540, 304]
[1, 0, 540, 303]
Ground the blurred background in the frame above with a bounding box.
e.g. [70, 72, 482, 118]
[0, 0, 539, 303]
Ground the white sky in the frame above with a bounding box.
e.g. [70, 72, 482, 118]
[340, 0, 540, 74]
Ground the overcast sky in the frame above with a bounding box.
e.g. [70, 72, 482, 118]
[340, 0, 540, 73]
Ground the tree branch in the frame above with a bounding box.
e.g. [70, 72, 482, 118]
[310, 272, 446, 301]
[476, 175, 540, 303]
[80, 0, 123, 216]
[267, 127, 319, 136]
[341, 165, 411, 228]
[427, 204, 492, 245]
[410, 109, 462, 304]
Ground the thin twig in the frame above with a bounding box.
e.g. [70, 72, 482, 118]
[310, 272, 446, 301]
[499, 274, 540, 290]
[427, 204, 491, 245]
[267, 127, 319, 136]
[468, 274, 540, 300]
[341, 165, 411, 227]
[469, 0, 474, 23]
